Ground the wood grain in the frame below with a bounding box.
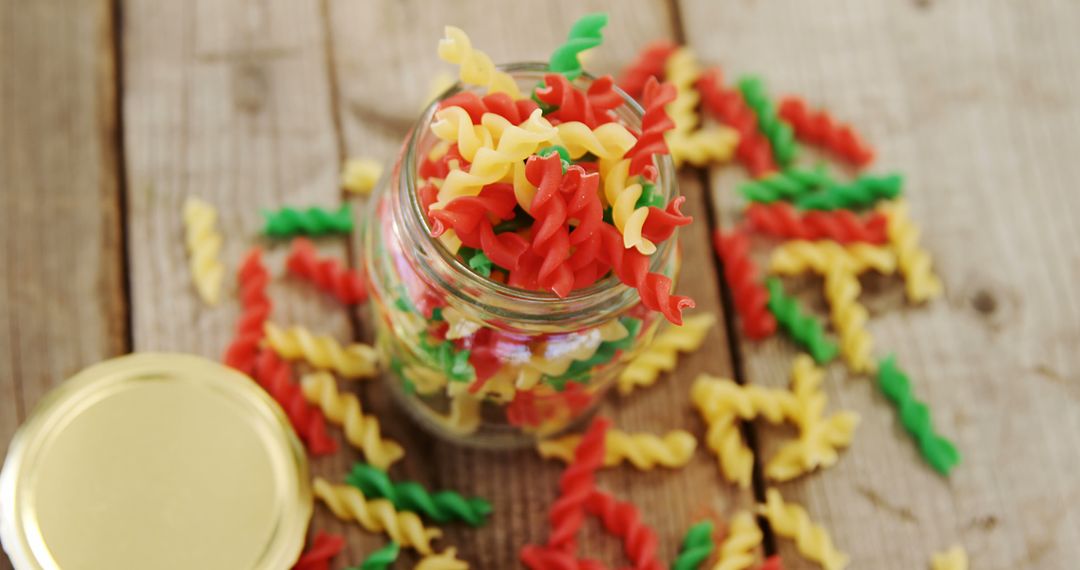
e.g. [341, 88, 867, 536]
[0, 0, 126, 453]
[679, 0, 1080, 568]
[320, 1, 750, 566]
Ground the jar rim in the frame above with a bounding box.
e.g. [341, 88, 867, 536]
[394, 62, 679, 328]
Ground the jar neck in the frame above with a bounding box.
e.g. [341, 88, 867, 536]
[390, 64, 678, 333]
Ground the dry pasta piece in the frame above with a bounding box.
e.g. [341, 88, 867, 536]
[601, 158, 655, 255]
[423, 390, 482, 436]
[536, 429, 696, 470]
[879, 199, 943, 303]
[664, 48, 740, 167]
[768, 240, 896, 277]
[551, 121, 637, 160]
[618, 313, 716, 395]
[182, 197, 224, 305]
[341, 158, 383, 195]
[313, 477, 441, 555]
[263, 322, 378, 380]
[764, 355, 860, 482]
[930, 545, 968, 570]
[301, 372, 404, 470]
[759, 488, 849, 570]
[713, 510, 763, 570]
[823, 263, 876, 374]
[416, 547, 469, 570]
[438, 26, 520, 98]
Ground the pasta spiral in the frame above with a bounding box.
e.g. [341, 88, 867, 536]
[738, 166, 834, 204]
[223, 247, 271, 376]
[626, 77, 676, 179]
[617, 40, 677, 99]
[617, 313, 716, 395]
[437, 26, 521, 98]
[346, 462, 492, 527]
[182, 197, 224, 305]
[768, 240, 896, 277]
[252, 350, 337, 456]
[602, 158, 655, 255]
[877, 355, 960, 475]
[341, 157, 383, 195]
[300, 372, 405, 470]
[536, 429, 697, 470]
[823, 264, 876, 374]
[357, 541, 399, 569]
[416, 548, 469, 570]
[585, 489, 664, 570]
[673, 520, 715, 570]
[737, 76, 798, 167]
[548, 13, 608, 80]
[930, 545, 968, 570]
[747, 203, 888, 245]
[262, 204, 353, 237]
[765, 277, 838, 365]
[263, 322, 379, 380]
[547, 417, 610, 552]
[551, 121, 637, 160]
[697, 68, 777, 177]
[713, 511, 763, 570]
[292, 531, 344, 570]
[313, 477, 441, 555]
[665, 48, 740, 167]
[759, 488, 849, 570]
[714, 230, 777, 340]
[795, 174, 902, 211]
[285, 237, 368, 305]
[879, 199, 944, 303]
[778, 96, 874, 168]
[434, 109, 555, 206]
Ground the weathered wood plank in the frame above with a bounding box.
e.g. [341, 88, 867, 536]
[325, 0, 751, 565]
[0, 0, 126, 459]
[679, 0, 1080, 568]
[0, 1, 126, 568]
[120, 0, 362, 563]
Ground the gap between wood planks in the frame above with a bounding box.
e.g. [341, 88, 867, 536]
[666, 0, 780, 556]
[108, 0, 135, 354]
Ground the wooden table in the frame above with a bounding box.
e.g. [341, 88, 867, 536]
[3, 0, 1078, 568]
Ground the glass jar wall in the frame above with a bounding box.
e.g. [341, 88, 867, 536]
[362, 65, 681, 448]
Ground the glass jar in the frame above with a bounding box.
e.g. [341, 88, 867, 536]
[362, 64, 681, 448]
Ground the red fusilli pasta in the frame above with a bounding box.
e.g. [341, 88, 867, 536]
[253, 350, 337, 455]
[778, 96, 875, 168]
[285, 238, 368, 305]
[617, 41, 678, 100]
[585, 489, 664, 570]
[523, 154, 575, 296]
[713, 229, 777, 339]
[547, 416, 611, 553]
[429, 183, 529, 271]
[597, 222, 694, 325]
[223, 247, 271, 377]
[438, 91, 540, 125]
[697, 68, 778, 178]
[640, 196, 692, 244]
[746, 202, 888, 244]
[535, 74, 620, 128]
[291, 531, 345, 570]
[625, 77, 676, 180]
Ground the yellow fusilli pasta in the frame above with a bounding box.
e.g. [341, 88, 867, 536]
[823, 264, 876, 374]
[182, 197, 224, 305]
[930, 545, 968, 570]
[551, 121, 637, 160]
[664, 48, 740, 167]
[402, 364, 448, 396]
[341, 158, 383, 195]
[713, 510, 763, 570]
[263, 322, 379, 380]
[765, 355, 860, 482]
[431, 105, 495, 163]
[879, 199, 943, 303]
[313, 477, 441, 554]
[768, 240, 896, 277]
[301, 372, 404, 470]
[536, 429, 697, 470]
[601, 158, 655, 255]
[416, 547, 469, 570]
[618, 313, 716, 395]
[437, 26, 521, 98]
[760, 488, 849, 570]
[434, 109, 555, 207]
[424, 390, 482, 435]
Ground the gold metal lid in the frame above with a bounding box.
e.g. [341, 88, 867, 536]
[0, 353, 312, 570]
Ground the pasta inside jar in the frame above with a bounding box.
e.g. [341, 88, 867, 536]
[362, 64, 685, 448]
